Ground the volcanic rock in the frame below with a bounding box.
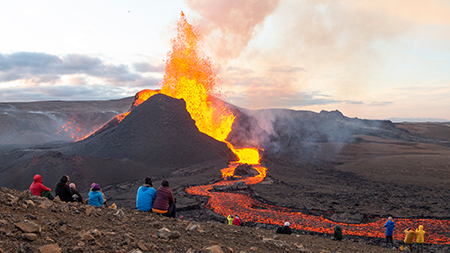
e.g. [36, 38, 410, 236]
[211, 181, 248, 192]
[233, 164, 259, 177]
[38, 243, 61, 253]
[14, 221, 39, 233]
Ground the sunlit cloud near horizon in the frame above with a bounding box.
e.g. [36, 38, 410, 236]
[1, 0, 449, 121]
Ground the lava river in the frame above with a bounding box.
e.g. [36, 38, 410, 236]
[186, 164, 450, 245]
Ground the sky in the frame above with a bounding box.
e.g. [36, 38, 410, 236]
[1, 0, 450, 122]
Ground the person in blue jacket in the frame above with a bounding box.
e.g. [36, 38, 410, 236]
[384, 216, 395, 248]
[88, 183, 104, 207]
[136, 177, 156, 212]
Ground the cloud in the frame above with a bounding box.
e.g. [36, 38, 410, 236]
[0, 52, 159, 85]
[0, 84, 132, 102]
[133, 62, 165, 73]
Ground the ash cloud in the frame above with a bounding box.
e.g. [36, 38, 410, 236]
[186, 0, 449, 111]
[185, 0, 281, 61]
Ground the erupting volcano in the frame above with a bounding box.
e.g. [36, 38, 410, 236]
[21, 12, 450, 246]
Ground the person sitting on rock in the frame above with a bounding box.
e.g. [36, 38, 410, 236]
[404, 227, 415, 252]
[227, 214, 234, 225]
[55, 175, 73, 202]
[415, 225, 425, 253]
[136, 177, 156, 212]
[276, 222, 292, 235]
[29, 174, 53, 200]
[384, 216, 395, 248]
[333, 225, 342, 240]
[152, 180, 176, 218]
[88, 183, 104, 207]
[69, 183, 83, 202]
[88, 182, 107, 206]
[232, 215, 241, 226]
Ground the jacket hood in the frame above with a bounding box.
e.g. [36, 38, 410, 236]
[418, 225, 423, 231]
[59, 175, 68, 183]
[33, 174, 43, 183]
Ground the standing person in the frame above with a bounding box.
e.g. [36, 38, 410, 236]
[404, 227, 415, 252]
[55, 175, 73, 202]
[69, 183, 83, 202]
[88, 183, 104, 207]
[227, 215, 234, 225]
[29, 174, 53, 200]
[384, 216, 395, 248]
[152, 180, 176, 218]
[276, 222, 292, 235]
[136, 177, 156, 212]
[232, 215, 241, 226]
[333, 225, 343, 240]
[415, 225, 425, 253]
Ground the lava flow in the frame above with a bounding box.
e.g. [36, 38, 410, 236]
[186, 165, 450, 245]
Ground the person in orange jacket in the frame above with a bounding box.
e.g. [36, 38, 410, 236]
[404, 227, 415, 252]
[415, 225, 425, 253]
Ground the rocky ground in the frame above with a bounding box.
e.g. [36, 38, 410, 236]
[0, 187, 411, 253]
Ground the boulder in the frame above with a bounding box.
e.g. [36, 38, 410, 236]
[15, 221, 39, 233]
[39, 244, 61, 253]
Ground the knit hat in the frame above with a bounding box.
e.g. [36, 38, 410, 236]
[69, 183, 76, 189]
[284, 222, 290, 227]
[92, 183, 101, 190]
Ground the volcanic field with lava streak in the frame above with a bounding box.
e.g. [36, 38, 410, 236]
[60, 12, 450, 245]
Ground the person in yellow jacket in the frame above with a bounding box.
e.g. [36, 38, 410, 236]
[227, 214, 234, 225]
[415, 225, 425, 253]
[404, 228, 415, 252]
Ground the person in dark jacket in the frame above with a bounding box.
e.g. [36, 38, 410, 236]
[334, 225, 343, 240]
[69, 183, 83, 202]
[384, 216, 395, 248]
[276, 222, 292, 235]
[152, 180, 176, 217]
[55, 175, 73, 202]
[29, 174, 53, 199]
[136, 177, 156, 212]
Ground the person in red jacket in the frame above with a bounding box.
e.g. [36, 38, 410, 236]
[233, 215, 241, 226]
[29, 174, 53, 200]
[152, 180, 176, 218]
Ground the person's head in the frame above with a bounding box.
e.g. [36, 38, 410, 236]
[92, 183, 101, 191]
[60, 175, 69, 183]
[418, 225, 423, 231]
[335, 225, 340, 230]
[235, 215, 239, 219]
[33, 174, 42, 183]
[161, 180, 169, 187]
[145, 177, 153, 187]
[388, 216, 392, 221]
[69, 183, 76, 189]
[230, 215, 233, 218]
[284, 222, 290, 227]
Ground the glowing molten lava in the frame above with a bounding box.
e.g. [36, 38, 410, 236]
[56, 115, 93, 142]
